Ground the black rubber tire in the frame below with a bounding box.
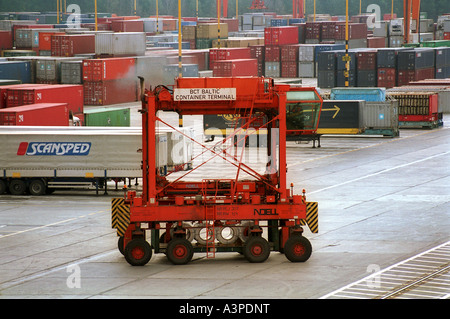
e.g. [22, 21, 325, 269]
[0, 180, 6, 195]
[243, 236, 271, 263]
[166, 238, 194, 265]
[118, 237, 125, 255]
[9, 180, 26, 195]
[29, 179, 46, 196]
[124, 238, 152, 266]
[284, 235, 312, 262]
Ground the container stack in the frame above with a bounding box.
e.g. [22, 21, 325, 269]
[317, 51, 336, 88]
[196, 23, 228, 49]
[36, 57, 81, 84]
[434, 47, 450, 79]
[209, 47, 251, 69]
[249, 45, 265, 76]
[212, 59, 257, 77]
[281, 44, 300, 78]
[356, 49, 377, 87]
[5, 84, 83, 116]
[82, 57, 138, 106]
[264, 26, 299, 78]
[377, 48, 406, 88]
[298, 44, 315, 78]
[397, 48, 435, 86]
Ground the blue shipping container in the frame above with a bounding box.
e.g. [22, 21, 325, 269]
[314, 44, 346, 61]
[289, 18, 306, 25]
[330, 87, 386, 102]
[0, 61, 32, 83]
[270, 19, 288, 27]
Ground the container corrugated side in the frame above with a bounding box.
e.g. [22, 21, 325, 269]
[362, 101, 399, 130]
[95, 32, 146, 56]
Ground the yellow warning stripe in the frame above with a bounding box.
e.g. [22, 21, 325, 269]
[306, 202, 319, 233]
[111, 198, 130, 237]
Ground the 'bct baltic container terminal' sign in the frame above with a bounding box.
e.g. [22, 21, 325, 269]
[174, 88, 237, 101]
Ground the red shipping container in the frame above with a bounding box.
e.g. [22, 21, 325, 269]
[377, 68, 396, 88]
[212, 59, 258, 77]
[305, 22, 322, 40]
[320, 21, 337, 40]
[184, 49, 208, 70]
[0, 31, 13, 51]
[445, 32, 450, 40]
[0, 103, 69, 126]
[221, 18, 239, 32]
[367, 37, 386, 48]
[265, 26, 299, 45]
[1, 84, 48, 109]
[209, 47, 251, 69]
[335, 23, 367, 40]
[281, 44, 301, 62]
[265, 45, 281, 62]
[6, 85, 84, 114]
[51, 34, 95, 57]
[111, 20, 144, 32]
[250, 45, 265, 62]
[39, 31, 64, 51]
[356, 50, 377, 70]
[397, 70, 416, 86]
[415, 68, 435, 82]
[83, 57, 136, 82]
[281, 62, 298, 78]
[83, 80, 137, 106]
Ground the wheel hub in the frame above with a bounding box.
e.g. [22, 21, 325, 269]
[131, 246, 145, 260]
[174, 245, 187, 259]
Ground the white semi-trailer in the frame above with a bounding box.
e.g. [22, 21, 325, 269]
[0, 126, 194, 195]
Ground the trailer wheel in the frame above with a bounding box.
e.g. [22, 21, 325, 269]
[118, 237, 125, 255]
[0, 180, 6, 195]
[166, 238, 194, 265]
[29, 180, 46, 196]
[9, 180, 26, 195]
[284, 235, 312, 262]
[243, 236, 270, 263]
[124, 238, 152, 266]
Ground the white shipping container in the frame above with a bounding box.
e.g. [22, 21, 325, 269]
[298, 62, 315, 78]
[141, 18, 164, 33]
[298, 45, 315, 62]
[95, 32, 146, 57]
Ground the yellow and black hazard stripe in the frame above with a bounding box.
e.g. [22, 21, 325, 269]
[306, 202, 318, 233]
[111, 198, 130, 237]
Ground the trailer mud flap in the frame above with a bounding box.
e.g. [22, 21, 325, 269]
[300, 202, 318, 233]
[111, 198, 130, 237]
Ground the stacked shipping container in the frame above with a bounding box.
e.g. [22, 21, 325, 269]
[82, 57, 137, 106]
[356, 50, 377, 87]
[264, 26, 299, 78]
[397, 48, 435, 86]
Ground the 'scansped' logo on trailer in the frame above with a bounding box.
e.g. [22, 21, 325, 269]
[17, 142, 92, 156]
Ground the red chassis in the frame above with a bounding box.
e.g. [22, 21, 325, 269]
[112, 77, 320, 266]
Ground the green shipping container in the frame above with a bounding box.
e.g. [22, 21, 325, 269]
[84, 107, 131, 127]
[421, 40, 450, 48]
